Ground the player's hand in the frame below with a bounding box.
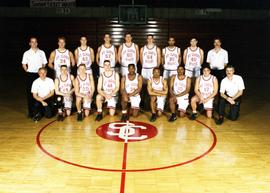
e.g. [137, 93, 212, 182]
[41, 101, 48, 106]
[227, 97, 235, 105]
[106, 94, 112, 100]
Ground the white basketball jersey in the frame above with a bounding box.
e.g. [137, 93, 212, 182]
[77, 47, 92, 71]
[121, 43, 137, 67]
[99, 44, 116, 68]
[199, 75, 215, 99]
[102, 71, 116, 95]
[151, 76, 164, 91]
[58, 74, 72, 94]
[173, 75, 188, 95]
[77, 74, 91, 95]
[54, 49, 71, 74]
[142, 45, 158, 68]
[185, 47, 201, 70]
[163, 46, 180, 70]
[125, 73, 139, 94]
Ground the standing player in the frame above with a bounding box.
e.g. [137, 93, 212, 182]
[147, 67, 168, 122]
[117, 32, 139, 76]
[22, 37, 47, 118]
[74, 36, 95, 75]
[183, 38, 204, 80]
[140, 34, 161, 80]
[206, 38, 228, 84]
[162, 37, 181, 79]
[216, 65, 245, 125]
[190, 65, 218, 120]
[74, 64, 95, 121]
[168, 65, 191, 122]
[54, 65, 75, 121]
[95, 60, 120, 121]
[48, 36, 75, 77]
[96, 33, 117, 75]
[120, 63, 143, 121]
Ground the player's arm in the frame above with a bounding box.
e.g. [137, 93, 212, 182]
[54, 78, 65, 96]
[120, 75, 127, 95]
[96, 46, 101, 65]
[117, 45, 123, 65]
[22, 52, 28, 72]
[89, 74, 95, 98]
[114, 47, 118, 64]
[112, 73, 120, 95]
[200, 49, 204, 65]
[232, 90, 243, 101]
[147, 79, 156, 96]
[74, 78, 85, 98]
[22, 63, 28, 72]
[162, 49, 165, 65]
[48, 51, 55, 69]
[157, 47, 161, 66]
[178, 48, 182, 65]
[42, 89, 54, 101]
[69, 51, 75, 67]
[74, 48, 78, 65]
[69, 75, 75, 94]
[135, 44, 139, 64]
[162, 79, 168, 95]
[97, 76, 106, 97]
[140, 47, 143, 65]
[90, 48, 95, 65]
[130, 75, 143, 96]
[183, 49, 187, 65]
[206, 77, 218, 101]
[194, 77, 203, 99]
[169, 75, 176, 96]
[33, 93, 43, 103]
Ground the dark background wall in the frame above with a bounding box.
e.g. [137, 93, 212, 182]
[0, 17, 269, 78]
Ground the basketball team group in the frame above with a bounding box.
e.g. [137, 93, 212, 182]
[22, 33, 245, 125]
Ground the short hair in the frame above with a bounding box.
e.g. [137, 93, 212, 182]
[214, 37, 222, 42]
[78, 63, 86, 68]
[202, 64, 211, 70]
[153, 67, 160, 72]
[104, 33, 111, 37]
[128, 63, 135, 68]
[190, 37, 197, 41]
[125, 32, 132, 37]
[80, 36, 88, 39]
[168, 36, 175, 40]
[177, 65, 185, 70]
[226, 65, 235, 70]
[38, 67, 47, 72]
[60, 65, 67, 68]
[29, 37, 37, 42]
[103, 60, 111, 64]
[58, 36, 66, 42]
[147, 34, 154, 38]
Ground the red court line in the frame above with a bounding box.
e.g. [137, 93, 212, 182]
[120, 142, 128, 193]
[36, 119, 217, 172]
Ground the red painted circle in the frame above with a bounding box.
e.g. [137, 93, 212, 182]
[96, 121, 158, 142]
[36, 119, 217, 172]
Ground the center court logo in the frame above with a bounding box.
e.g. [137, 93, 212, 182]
[96, 121, 158, 142]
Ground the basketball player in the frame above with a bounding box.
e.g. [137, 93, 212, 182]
[31, 67, 55, 121]
[95, 60, 120, 121]
[96, 33, 117, 75]
[206, 38, 228, 84]
[74, 64, 95, 121]
[183, 38, 204, 80]
[190, 65, 218, 120]
[22, 37, 47, 118]
[74, 36, 95, 75]
[140, 34, 161, 80]
[48, 36, 75, 77]
[54, 65, 75, 121]
[216, 65, 245, 125]
[168, 65, 191, 122]
[162, 37, 181, 79]
[120, 63, 143, 121]
[117, 32, 139, 76]
[147, 67, 168, 122]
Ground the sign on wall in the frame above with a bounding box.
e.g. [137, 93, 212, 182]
[30, 0, 76, 7]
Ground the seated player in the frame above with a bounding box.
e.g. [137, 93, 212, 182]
[190, 65, 218, 120]
[147, 67, 168, 122]
[168, 65, 191, 122]
[95, 60, 120, 121]
[215, 65, 245, 125]
[74, 63, 95, 121]
[31, 67, 55, 121]
[120, 63, 143, 121]
[54, 65, 75, 121]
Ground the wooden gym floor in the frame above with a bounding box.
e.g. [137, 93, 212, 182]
[0, 76, 269, 193]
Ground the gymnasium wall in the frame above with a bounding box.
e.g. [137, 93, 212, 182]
[0, 17, 269, 78]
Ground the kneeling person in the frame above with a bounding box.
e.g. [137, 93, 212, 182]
[147, 67, 168, 122]
[96, 60, 120, 121]
[120, 63, 143, 121]
[190, 65, 218, 120]
[74, 64, 95, 121]
[31, 67, 55, 121]
[54, 65, 75, 121]
[169, 65, 191, 121]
